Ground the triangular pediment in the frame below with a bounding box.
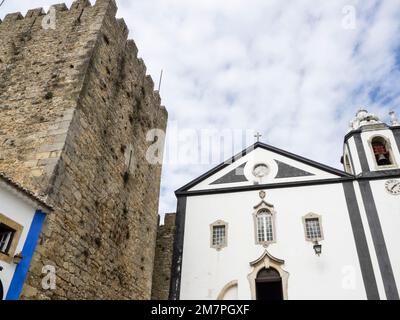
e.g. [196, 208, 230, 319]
[176, 142, 350, 193]
[210, 162, 248, 185]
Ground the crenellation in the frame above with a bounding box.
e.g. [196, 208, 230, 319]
[52, 3, 69, 12]
[145, 74, 155, 93]
[126, 39, 138, 58]
[160, 105, 167, 114]
[71, 0, 92, 10]
[94, 0, 117, 17]
[3, 12, 24, 23]
[136, 58, 147, 79]
[25, 8, 46, 18]
[116, 18, 129, 38]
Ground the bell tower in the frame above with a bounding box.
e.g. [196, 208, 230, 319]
[342, 109, 400, 176]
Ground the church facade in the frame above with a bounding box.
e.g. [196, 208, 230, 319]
[169, 109, 400, 300]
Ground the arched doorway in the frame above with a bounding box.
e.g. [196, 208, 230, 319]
[248, 250, 289, 300]
[255, 268, 283, 300]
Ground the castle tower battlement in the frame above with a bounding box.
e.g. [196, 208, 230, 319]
[0, 0, 167, 299]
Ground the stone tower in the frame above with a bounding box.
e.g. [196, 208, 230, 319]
[0, 0, 167, 299]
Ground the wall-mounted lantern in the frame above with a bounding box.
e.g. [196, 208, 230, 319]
[313, 242, 322, 256]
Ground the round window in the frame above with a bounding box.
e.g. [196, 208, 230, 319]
[252, 163, 269, 178]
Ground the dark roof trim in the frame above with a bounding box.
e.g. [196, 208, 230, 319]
[176, 170, 400, 197]
[344, 129, 362, 142]
[356, 170, 400, 180]
[0, 172, 53, 212]
[176, 177, 354, 197]
[344, 124, 399, 142]
[175, 142, 351, 193]
[175, 144, 257, 193]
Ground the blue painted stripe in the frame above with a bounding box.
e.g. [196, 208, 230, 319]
[6, 209, 46, 300]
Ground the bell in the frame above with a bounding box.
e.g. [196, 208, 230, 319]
[377, 154, 389, 165]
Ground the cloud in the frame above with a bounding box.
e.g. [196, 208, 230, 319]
[3, 0, 400, 220]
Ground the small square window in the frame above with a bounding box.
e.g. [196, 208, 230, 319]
[302, 213, 324, 242]
[212, 225, 225, 246]
[210, 221, 228, 250]
[305, 218, 321, 240]
[0, 223, 15, 255]
[0, 213, 23, 263]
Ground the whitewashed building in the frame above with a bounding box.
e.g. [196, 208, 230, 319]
[0, 172, 52, 300]
[170, 109, 400, 300]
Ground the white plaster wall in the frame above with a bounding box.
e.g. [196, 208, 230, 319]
[180, 183, 367, 300]
[0, 185, 36, 298]
[361, 129, 400, 171]
[369, 179, 400, 296]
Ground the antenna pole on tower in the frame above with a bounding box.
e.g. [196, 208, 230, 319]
[158, 69, 163, 92]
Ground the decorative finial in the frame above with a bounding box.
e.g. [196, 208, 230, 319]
[356, 108, 368, 119]
[254, 132, 262, 143]
[389, 110, 400, 126]
[348, 108, 381, 131]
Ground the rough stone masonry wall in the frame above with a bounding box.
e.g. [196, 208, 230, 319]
[0, 0, 167, 299]
[151, 213, 176, 300]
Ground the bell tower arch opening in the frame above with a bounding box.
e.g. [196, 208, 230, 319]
[345, 109, 400, 174]
[370, 136, 393, 167]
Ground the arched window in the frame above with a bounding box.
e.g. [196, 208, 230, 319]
[256, 209, 275, 245]
[344, 154, 352, 174]
[371, 136, 393, 167]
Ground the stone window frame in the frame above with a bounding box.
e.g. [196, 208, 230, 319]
[210, 220, 228, 251]
[253, 200, 277, 247]
[247, 250, 289, 300]
[302, 212, 324, 242]
[368, 135, 398, 170]
[0, 212, 23, 264]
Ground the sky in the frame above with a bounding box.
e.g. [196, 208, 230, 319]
[2, 0, 400, 219]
